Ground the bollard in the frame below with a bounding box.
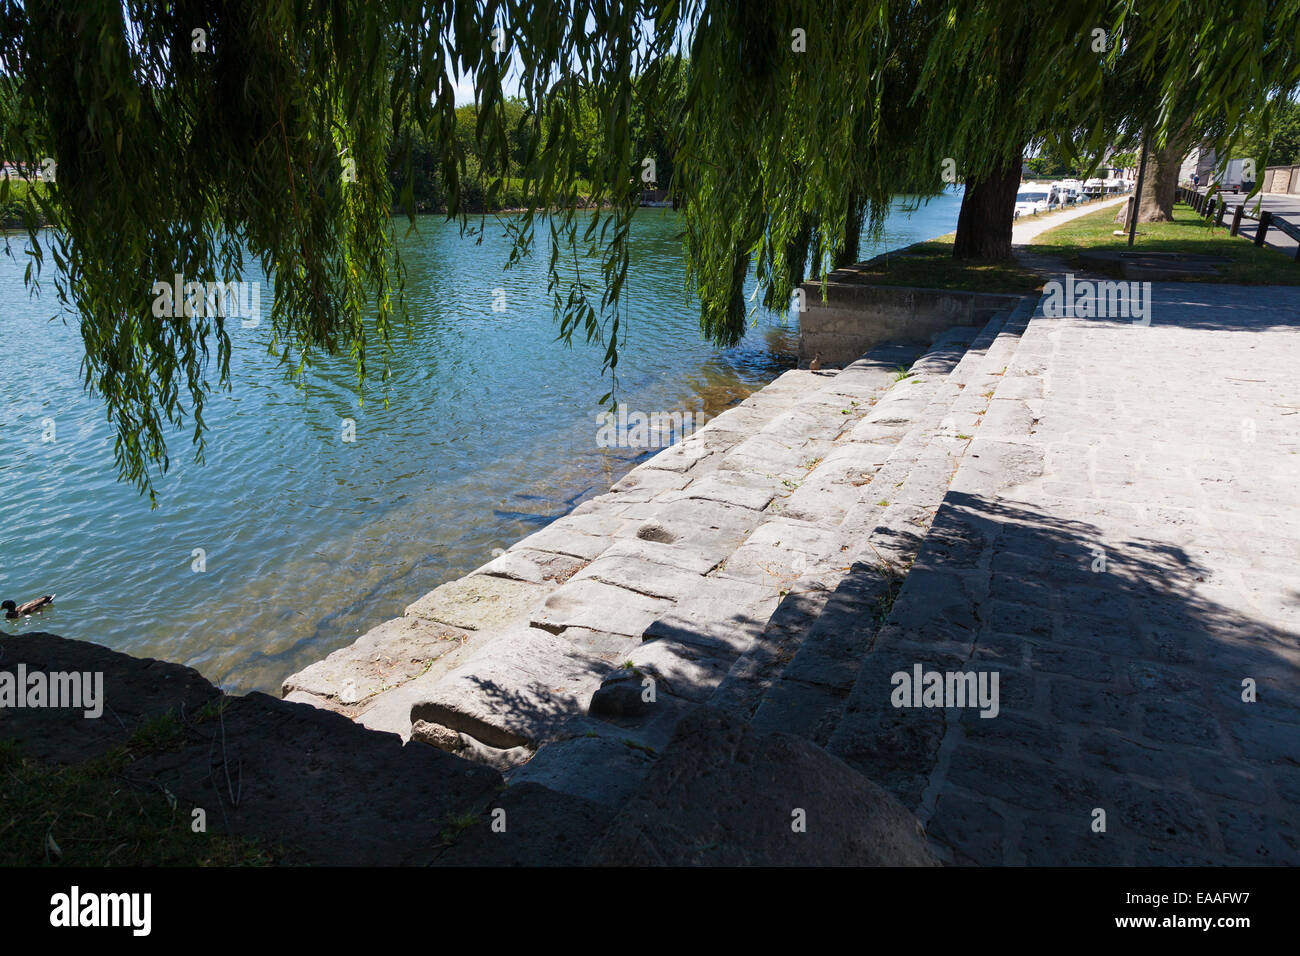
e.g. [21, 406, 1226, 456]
[1231, 204, 1244, 236]
[1255, 209, 1271, 246]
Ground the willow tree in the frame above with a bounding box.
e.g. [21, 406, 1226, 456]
[1, 0, 680, 501]
[1127, 2, 1300, 222]
[2, 0, 1297, 500]
[907, 1, 1300, 255]
[1078, 2, 1299, 227]
[912, 2, 1143, 258]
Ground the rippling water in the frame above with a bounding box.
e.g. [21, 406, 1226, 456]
[0, 190, 963, 693]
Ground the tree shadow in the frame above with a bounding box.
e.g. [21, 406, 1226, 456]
[1029, 280, 1300, 332]
[828, 489, 1300, 865]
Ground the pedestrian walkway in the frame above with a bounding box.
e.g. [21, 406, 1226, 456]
[812, 282, 1300, 864]
[1012, 196, 1128, 245]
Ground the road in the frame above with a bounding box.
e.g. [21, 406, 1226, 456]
[1189, 188, 1300, 258]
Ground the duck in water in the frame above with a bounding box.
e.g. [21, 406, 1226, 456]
[3, 594, 54, 619]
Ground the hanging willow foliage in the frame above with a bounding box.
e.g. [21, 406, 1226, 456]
[1, 0, 404, 502]
[1, 0, 1297, 500]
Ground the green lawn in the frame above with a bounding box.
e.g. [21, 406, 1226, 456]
[830, 197, 1130, 294]
[0, 177, 45, 200]
[1030, 202, 1300, 284]
[828, 239, 1046, 293]
[830, 199, 1299, 293]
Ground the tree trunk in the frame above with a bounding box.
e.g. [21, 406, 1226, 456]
[952, 153, 1023, 259]
[1136, 142, 1181, 222]
[1137, 120, 1196, 223]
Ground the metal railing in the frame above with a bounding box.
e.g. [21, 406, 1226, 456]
[1177, 186, 1300, 262]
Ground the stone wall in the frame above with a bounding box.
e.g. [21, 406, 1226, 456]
[1263, 164, 1300, 194]
[797, 270, 1029, 366]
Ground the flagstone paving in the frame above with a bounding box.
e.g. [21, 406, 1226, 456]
[816, 282, 1300, 864]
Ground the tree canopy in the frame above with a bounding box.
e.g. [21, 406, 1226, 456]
[2, 0, 1297, 499]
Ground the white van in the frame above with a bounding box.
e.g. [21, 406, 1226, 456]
[1218, 158, 1255, 193]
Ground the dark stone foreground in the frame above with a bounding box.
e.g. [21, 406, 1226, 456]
[1, 633, 933, 865]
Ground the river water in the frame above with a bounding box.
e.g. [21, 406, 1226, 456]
[0, 189, 963, 693]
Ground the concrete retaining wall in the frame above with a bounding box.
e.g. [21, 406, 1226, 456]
[1264, 165, 1300, 194]
[797, 271, 1030, 366]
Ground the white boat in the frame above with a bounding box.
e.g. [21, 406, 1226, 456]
[1082, 178, 1106, 199]
[1055, 179, 1084, 203]
[1047, 181, 1076, 207]
[1013, 184, 1051, 219]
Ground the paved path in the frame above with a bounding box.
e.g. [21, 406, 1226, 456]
[1012, 196, 1128, 246]
[832, 282, 1300, 864]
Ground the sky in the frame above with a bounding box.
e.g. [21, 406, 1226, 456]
[449, 12, 693, 106]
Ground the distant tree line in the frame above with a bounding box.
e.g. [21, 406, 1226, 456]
[1233, 98, 1300, 167]
[391, 56, 689, 214]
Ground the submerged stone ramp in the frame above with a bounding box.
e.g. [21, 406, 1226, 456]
[283, 337, 933, 754]
[809, 283, 1300, 865]
[279, 360, 843, 719]
[281, 307, 1042, 804]
[398, 336, 950, 774]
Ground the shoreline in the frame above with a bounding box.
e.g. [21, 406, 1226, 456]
[277, 357, 803, 713]
[263, 350, 796, 699]
[9, 273, 1295, 866]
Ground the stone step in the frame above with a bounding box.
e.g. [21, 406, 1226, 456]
[554, 325, 1000, 784]
[281, 337, 930, 756]
[400, 341, 930, 758]
[279, 361, 862, 721]
[705, 317, 1007, 719]
[496, 334, 1005, 805]
[812, 297, 1044, 819]
[732, 297, 1038, 742]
